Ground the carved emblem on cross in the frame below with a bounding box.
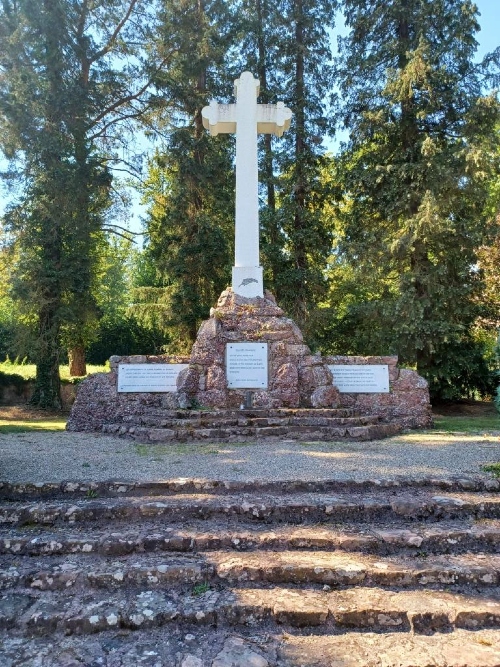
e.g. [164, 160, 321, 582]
[202, 72, 292, 298]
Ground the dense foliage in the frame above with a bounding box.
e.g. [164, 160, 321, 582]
[137, 0, 235, 351]
[0, 0, 164, 406]
[325, 0, 500, 398]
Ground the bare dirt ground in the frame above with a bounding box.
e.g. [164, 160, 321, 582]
[0, 405, 69, 420]
[432, 399, 498, 417]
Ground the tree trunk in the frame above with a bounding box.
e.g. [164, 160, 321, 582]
[292, 0, 309, 328]
[31, 360, 62, 410]
[69, 345, 87, 376]
[256, 0, 276, 212]
[30, 304, 62, 410]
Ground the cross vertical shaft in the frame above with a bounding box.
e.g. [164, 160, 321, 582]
[202, 72, 292, 298]
[234, 73, 259, 269]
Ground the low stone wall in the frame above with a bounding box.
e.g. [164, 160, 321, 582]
[0, 381, 32, 406]
[324, 356, 432, 429]
[67, 290, 432, 433]
[66, 356, 189, 432]
[67, 352, 432, 433]
[0, 380, 77, 410]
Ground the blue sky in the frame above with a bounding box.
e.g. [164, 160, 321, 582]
[474, 0, 499, 59]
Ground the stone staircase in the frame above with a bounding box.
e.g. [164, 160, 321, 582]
[1, 477, 500, 666]
[100, 407, 402, 442]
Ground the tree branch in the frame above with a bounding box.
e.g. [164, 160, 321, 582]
[102, 226, 142, 242]
[90, 0, 139, 64]
[89, 52, 173, 129]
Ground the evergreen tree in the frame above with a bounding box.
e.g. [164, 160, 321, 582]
[0, 0, 166, 406]
[276, 0, 337, 338]
[236, 0, 287, 292]
[237, 0, 338, 341]
[333, 0, 500, 397]
[140, 0, 235, 351]
[140, 0, 338, 348]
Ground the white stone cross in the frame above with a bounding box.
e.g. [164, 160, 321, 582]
[202, 72, 292, 298]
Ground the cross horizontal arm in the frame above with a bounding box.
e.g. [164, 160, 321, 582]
[257, 102, 292, 137]
[202, 101, 292, 137]
[201, 102, 236, 136]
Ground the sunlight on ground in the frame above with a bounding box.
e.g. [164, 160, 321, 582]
[394, 432, 500, 445]
[296, 450, 360, 459]
[0, 418, 67, 433]
[0, 361, 107, 380]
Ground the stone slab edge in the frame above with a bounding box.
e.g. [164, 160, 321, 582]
[0, 476, 498, 500]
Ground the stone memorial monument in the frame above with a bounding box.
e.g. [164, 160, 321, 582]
[67, 72, 432, 439]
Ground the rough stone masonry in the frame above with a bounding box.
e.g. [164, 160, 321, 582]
[176, 289, 339, 410]
[67, 288, 431, 434]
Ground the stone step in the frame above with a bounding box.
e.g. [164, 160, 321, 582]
[2, 490, 500, 527]
[3, 628, 500, 667]
[3, 475, 496, 501]
[2, 476, 500, 666]
[210, 550, 500, 588]
[2, 550, 500, 592]
[2, 586, 500, 636]
[132, 414, 382, 429]
[129, 407, 360, 420]
[2, 518, 499, 557]
[278, 629, 500, 667]
[103, 421, 402, 442]
[7, 629, 500, 667]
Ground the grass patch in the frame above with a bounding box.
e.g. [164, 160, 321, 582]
[0, 360, 107, 381]
[192, 582, 210, 596]
[0, 406, 67, 433]
[432, 415, 500, 434]
[481, 463, 500, 478]
[0, 417, 67, 433]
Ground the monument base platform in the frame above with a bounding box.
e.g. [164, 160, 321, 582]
[67, 288, 432, 438]
[99, 407, 402, 442]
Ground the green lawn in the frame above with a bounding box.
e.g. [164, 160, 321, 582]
[0, 360, 107, 381]
[0, 415, 67, 433]
[432, 415, 500, 434]
[482, 463, 500, 478]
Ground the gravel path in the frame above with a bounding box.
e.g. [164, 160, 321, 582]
[1, 429, 499, 483]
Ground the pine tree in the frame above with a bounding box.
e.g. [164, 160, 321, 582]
[140, 0, 235, 351]
[236, 0, 287, 291]
[333, 0, 500, 396]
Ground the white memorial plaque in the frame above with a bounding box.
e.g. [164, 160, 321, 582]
[117, 364, 188, 393]
[329, 364, 389, 393]
[226, 343, 268, 389]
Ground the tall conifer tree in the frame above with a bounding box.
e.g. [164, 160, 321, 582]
[334, 0, 500, 396]
[0, 0, 165, 406]
[237, 0, 337, 340]
[140, 0, 235, 350]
